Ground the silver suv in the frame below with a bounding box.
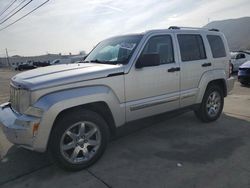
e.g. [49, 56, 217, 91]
[0, 27, 235, 170]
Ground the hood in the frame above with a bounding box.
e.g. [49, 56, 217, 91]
[11, 63, 124, 90]
[239, 61, 250, 68]
[240, 61, 250, 68]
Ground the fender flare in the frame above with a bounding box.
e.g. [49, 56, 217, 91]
[196, 69, 227, 104]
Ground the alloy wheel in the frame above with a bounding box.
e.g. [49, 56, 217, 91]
[60, 121, 101, 164]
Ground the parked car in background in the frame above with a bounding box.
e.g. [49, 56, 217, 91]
[12, 62, 24, 70]
[238, 61, 250, 85]
[50, 58, 72, 65]
[33, 61, 51, 67]
[51, 55, 86, 65]
[17, 63, 36, 71]
[230, 51, 250, 72]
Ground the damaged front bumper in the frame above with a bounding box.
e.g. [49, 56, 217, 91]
[0, 102, 40, 150]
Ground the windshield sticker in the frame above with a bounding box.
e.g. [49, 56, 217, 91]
[119, 43, 136, 50]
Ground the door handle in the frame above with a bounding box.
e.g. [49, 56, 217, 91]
[202, 62, 212, 67]
[167, 67, 180, 72]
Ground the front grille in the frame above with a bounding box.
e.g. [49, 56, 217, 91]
[10, 85, 20, 112]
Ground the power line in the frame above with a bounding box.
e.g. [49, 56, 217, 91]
[0, 0, 18, 17]
[0, 0, 27, 22]
[0, 0, 33, 25]
[0, 0, 49, 31]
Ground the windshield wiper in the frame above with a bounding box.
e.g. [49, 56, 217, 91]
[89, 59, 125, 65]
[77, 60, 89, 63]
[90, 59, 104, 64]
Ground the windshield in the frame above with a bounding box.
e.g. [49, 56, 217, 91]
[85, 35, 143, 65]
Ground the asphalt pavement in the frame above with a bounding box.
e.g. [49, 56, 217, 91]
[0, 69, 249, 188]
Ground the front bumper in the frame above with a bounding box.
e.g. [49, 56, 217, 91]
[227, 76, 235, 94]
[0, 102, 40, 150]
[238, 75, 250, 83]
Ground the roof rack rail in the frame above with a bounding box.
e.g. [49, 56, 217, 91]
[208, 28, 220, 32]
[168, 26, 180, 30]
[168, 26, 220, 32]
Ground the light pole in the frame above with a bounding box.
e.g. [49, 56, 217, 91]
[5, 48, 10, 67]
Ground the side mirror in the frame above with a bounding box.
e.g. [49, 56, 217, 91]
[136, 53, 160, 68]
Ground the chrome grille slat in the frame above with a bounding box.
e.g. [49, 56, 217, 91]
[10, 85, 20, 112]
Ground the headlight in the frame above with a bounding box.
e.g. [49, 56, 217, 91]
[24, 106, 43, 117]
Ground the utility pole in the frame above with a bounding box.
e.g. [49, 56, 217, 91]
[5, 48, 10, 67]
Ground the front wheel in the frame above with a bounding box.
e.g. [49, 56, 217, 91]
[194, 85, 224, 122]
[49, 109, 109, 171]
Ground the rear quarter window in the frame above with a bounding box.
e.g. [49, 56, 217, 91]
[207, 35, 226, 58]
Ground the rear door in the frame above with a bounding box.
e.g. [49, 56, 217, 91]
[176, 33, 212, 107]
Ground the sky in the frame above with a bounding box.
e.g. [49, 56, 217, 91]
[0, 0, 250, 57]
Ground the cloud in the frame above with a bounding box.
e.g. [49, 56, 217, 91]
[0, 0, 249, 56]
[95, 4, 124, 12]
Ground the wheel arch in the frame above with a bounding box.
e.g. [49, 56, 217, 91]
[53, 101, 117, 139]
[32, 85, 125, 152]
[206, 79, 227, 97]
[196, 70, 227, 104]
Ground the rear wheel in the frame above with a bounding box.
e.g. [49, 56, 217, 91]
[194, 85, 224, 122]
[49, 109, 109, 171]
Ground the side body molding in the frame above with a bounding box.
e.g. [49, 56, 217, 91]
[33, 86, 125, 152]
[196, 69, 227, 104]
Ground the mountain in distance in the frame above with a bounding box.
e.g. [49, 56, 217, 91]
[204, 17, 250, 51]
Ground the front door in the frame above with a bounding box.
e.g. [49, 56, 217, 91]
[125, 34, 180, 122]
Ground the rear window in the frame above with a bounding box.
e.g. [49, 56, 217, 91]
[178, 34, 206, 62]
[207, 35, 226, 58]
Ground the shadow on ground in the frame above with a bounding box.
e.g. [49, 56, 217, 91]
[0, 111, 250, 187]
[0, 147, 51, 185]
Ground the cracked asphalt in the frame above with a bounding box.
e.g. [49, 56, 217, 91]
[0, 68, 250, 188]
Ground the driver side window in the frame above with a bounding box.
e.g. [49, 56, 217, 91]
[142, 35, 175, 64]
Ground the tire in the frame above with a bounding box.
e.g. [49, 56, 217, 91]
[49, 109, 110, 171]
[240, 81, 249, 86]
[194, 85, 224, 122]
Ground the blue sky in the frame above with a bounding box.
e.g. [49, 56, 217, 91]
[0, 0, 250, 56]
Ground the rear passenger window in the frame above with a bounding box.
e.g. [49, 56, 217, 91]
[207, 35, 226, 58]
[178, 34, 206, 62]
[142, 35, 174, 64]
